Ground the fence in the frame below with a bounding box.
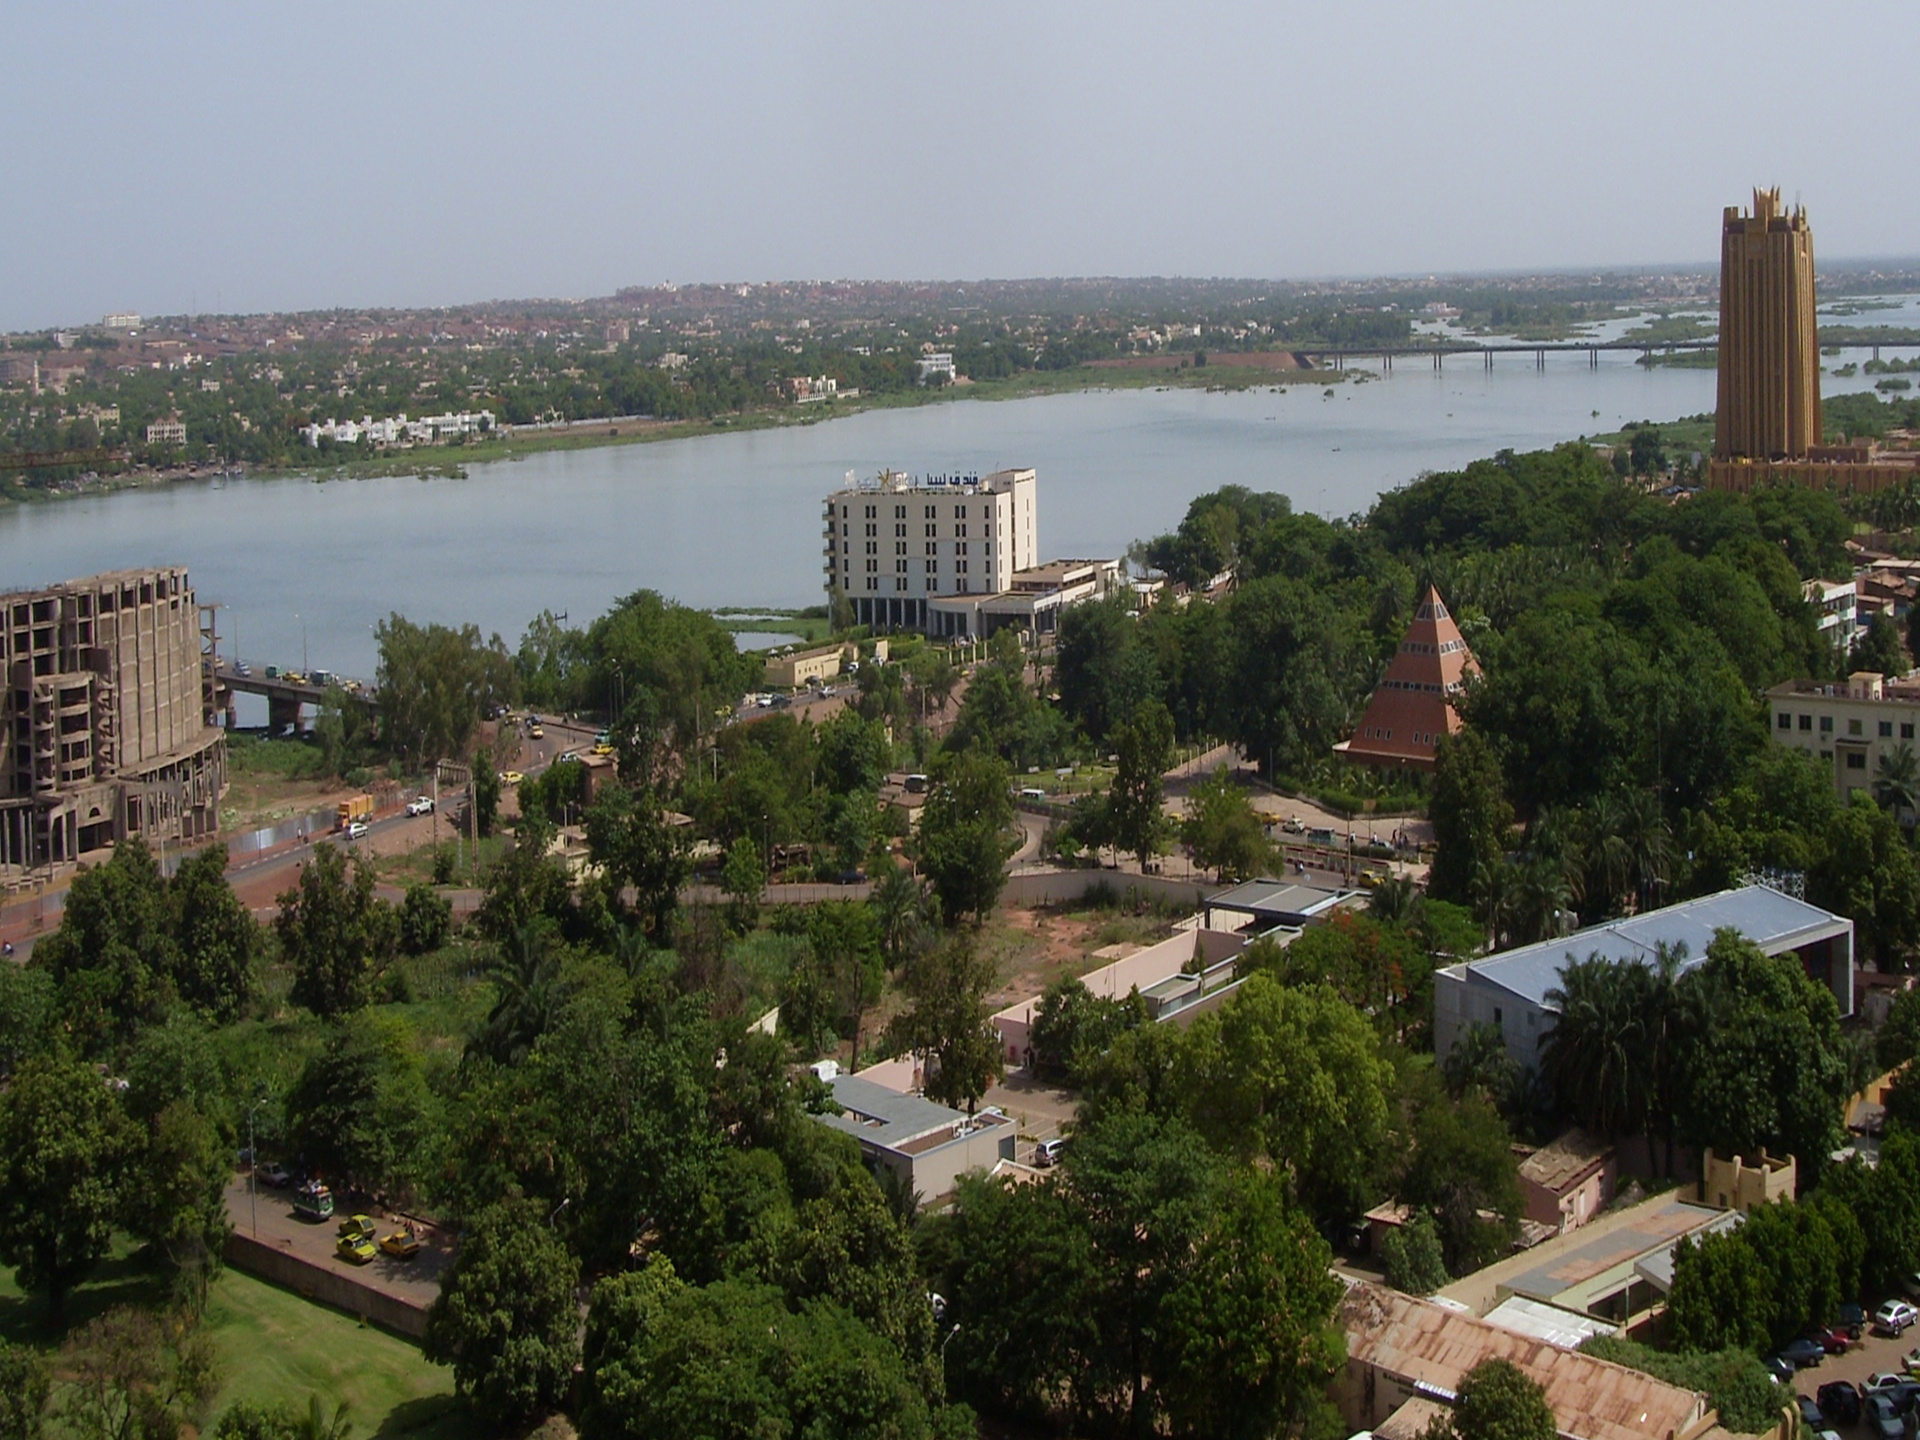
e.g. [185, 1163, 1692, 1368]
[224, 1231, 431, 1338]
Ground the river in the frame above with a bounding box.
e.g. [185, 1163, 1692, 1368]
[1, 304, 1916, 700]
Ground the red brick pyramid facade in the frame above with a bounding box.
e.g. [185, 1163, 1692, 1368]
[1335, 585, 1480, 772]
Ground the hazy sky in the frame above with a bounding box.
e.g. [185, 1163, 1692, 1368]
[4, 1, 1916, 331]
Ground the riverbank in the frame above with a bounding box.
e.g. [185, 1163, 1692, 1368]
[0, 359, 1351, 504]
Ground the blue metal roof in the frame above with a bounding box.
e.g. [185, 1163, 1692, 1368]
[1458, 886, 1850, 1010]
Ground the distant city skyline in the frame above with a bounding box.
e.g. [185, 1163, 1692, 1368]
[3, 0, 1917, 333]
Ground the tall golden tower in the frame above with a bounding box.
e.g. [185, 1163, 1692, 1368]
[1715, 187, 1821, 462]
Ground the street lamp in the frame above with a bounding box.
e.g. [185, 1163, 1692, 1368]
[244, 1090, 270, 1238]
[293, 613, 308, 674]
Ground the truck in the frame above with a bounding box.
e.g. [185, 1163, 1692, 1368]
[335, 794, 374, 830]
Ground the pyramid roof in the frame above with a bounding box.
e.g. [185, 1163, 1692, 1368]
[1334, 585, 1479, 771]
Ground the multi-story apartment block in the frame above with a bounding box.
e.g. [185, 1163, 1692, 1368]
[1, 568, 227, 872]
[1768, 671, 1920, 804]
[824, 469, 1039, 631]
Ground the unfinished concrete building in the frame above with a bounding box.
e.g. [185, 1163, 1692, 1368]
[1, 567, 227, 874]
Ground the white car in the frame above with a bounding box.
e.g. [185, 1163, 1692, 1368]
[346, 820, 369, 840]
[405, 796, 434, 816]
[1876, 1300, 1920, 1336]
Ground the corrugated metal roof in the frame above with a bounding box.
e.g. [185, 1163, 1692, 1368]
[818, 1074, 966, 1149]
[1457, 886, 1850, 1010]
[1341, 1283, 1708, 1440]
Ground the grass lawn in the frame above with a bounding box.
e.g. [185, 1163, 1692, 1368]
[0, 1248, 470, 1440]
[204, 1269, 468, 1440]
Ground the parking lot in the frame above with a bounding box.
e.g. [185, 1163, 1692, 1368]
[1790, 1307, 1920, 1430]
[225, 1175, 453, 1312]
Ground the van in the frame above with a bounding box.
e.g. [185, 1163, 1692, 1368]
[1018, 787, 1047, 802]
[904, 774, 930, 795]
[1035, 1137, 1068, 1168]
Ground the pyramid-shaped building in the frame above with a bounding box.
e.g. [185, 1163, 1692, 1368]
[1334, 585, 1479, 772]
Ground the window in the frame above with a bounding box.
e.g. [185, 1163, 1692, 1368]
[895, 541, 906, 555]
[865, 523, 877, 537]
[1820, 715, 1833, 733]
[1799, 714, 1813, 731]
[925, 523, 937, 538]
[1905, 723, 1915, 740]
[1849, 718, 1863, 737]
[954, 504, 966, 518]
[895, 505, 906, 519]
[895, 523, 906, 537]
[864, 504, 875, 519]
[924, 505, 936, 519]
[1883, 721, 1895, 738]
[1847, 752, 1867, 770]
[1777, 713, 1792, 730]
[1493, 1008, 1502, 1025]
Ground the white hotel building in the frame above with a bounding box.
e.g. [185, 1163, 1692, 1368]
[826, 468, 1036, 629]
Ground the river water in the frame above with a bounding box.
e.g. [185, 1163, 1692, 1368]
[1, 304, 1916, 695]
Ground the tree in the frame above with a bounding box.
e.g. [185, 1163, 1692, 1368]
[580, 1264, 950, 1440]
[1879, 984, 1920, 1071]
[1429, 729, 1512, 906]
[1424, 1358, 1556, 1440]
[1154, 1167, 1346, 1440]
[1876, 743, 1920, 823]
[0, 1057, 138, 1326]
[1105, 699, 1175, 869]
[424, 1200, 580, 1429]
[128, 1103, 232, 1313]
[1380, 1211, 1449, 1296]
[1176, 975, 1393, 1225]
[0, 1340, 47, 1440]
[278, 845, 396, 1018]
[585, 785, 691, 940]
[472, 923, 566, 1067]
[885, 934, 1003, 1112]
[57, 1307, 216, 1440]
[869, 865, 932, 972]
[1026, 975, 1149, 1084]
[397, 883, 452, 956]
[375, 613, 515, 768]
[472, 750, 501, 840]
[917, 750, 1016, 926]
[1674, 930, 1849, 1176]
[166, 844, 260, 1023]
[1393, 1069, 1522, 1274]
[285, 1013, 431, 1198]
[1666, 1227, 1773, 1353]
[779, 903, 883, 1063]
[1540, 954, 1663, 1139]
[1811, 791, 1920, 964]
[718, 837, 765, 930]
[1181, 766, 1271, 881]
[1854, 611, 1908, 679]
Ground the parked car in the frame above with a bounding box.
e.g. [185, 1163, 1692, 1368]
[292, 1181, 334, 1221]
[346, 820, 369, 840]
[380, 1231, 422, 1260]
[337, 1214, 377, 1244]
[406, 795, 434, 816]
[1796, 1395, 1826, 1431]
[1807, 1324, 1852, 1354]
[1867, 1392, 1905, 1440]
[336, 1234, 377, 1265]
[1035, 1138, 1068, 1169]
[256, 1161, 292, 1189]
[1778, 1335, 1827, 1369]
[1761, 1354, 1796, 1384]
[1818, 1380, 1863, 1426]
[1280, 817, 1306, 835]
[1842, 1302, 1869, 1338]
[498, 770, 523, 786]
[1864, 1372, 1910, 1394]
[1876, 1300, 1920, 1335]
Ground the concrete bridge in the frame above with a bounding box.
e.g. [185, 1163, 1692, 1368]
[211, 663, 377, 732]
[1296, 339, 1724, 373]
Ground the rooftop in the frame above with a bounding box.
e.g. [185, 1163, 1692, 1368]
[1203, 877, 1356, 926]
[1518, 1129, 1615, 1195]
[1442, 886, 1851, 1012]
[1341, 1283, 1708, 1440]
[817, 1074, 1007, 1155]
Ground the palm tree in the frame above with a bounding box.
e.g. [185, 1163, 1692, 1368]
[1876, 743, 1920, 824]
[1618, 789, 1671, 912]
[295, 1398, 353, 1440]
[475, 921, 565, 1065]
[1541, 955, 1656, 1138]
[1514, 855, 1574, 946]
[1368, 875, 1422, 927]
[1472, 857, 1519, 951]
[870, 865, 931, 971]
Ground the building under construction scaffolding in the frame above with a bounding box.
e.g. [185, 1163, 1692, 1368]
[1, 567, 227, 875]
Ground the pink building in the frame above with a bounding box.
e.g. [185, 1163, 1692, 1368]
[1517, 1129, 1617, 1236]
